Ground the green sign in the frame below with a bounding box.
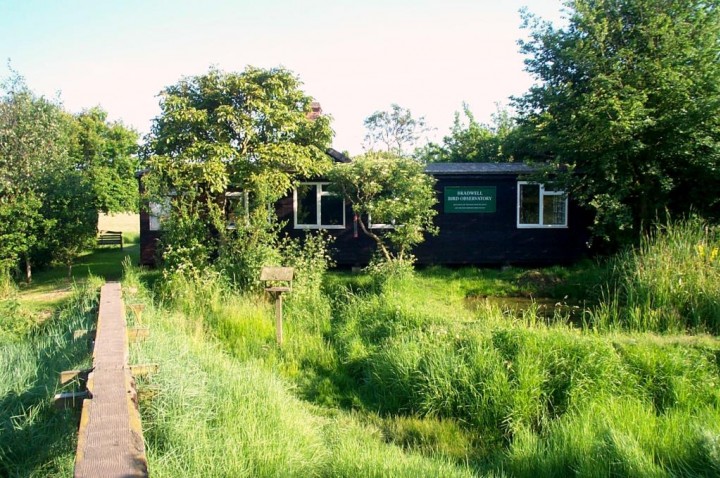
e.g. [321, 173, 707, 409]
[444, 186, 496, 213]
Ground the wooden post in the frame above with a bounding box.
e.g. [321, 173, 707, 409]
[128, 303, 145, 325]
[260, 266, 294, 348]
[275, 293, 283, 347]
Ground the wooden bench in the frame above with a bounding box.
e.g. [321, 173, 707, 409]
[97, 230, 123, 250]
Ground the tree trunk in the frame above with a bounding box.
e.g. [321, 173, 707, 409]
[25, 256, 32, 284]
[356, 216, 392, 262]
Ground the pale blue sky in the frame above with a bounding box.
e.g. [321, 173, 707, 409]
[0, 0, 567, 154]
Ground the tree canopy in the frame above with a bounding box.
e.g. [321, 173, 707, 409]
[418, 103, 514, 163]
[0, 74, 98, 279]
[143, 66, 335, 275]
[329, 152, 438, 263]
[144, 66, 333, 207]
[363, 104, 429, 157]
[72, 107, 139, 213]
[514, 0, 720, 244]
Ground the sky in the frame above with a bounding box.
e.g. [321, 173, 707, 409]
[0, 0, 567, 155]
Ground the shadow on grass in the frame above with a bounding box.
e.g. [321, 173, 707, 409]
[22, 240, 140, 293]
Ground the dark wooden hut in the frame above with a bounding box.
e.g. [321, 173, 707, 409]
[139, 162, 592, 267]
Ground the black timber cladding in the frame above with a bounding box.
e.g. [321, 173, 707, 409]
[280, 162, 592, 266]
[417, 164, 590, 265]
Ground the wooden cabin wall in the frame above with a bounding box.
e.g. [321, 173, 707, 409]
[278, 174, 592, 266]
[415, 175, 591, 266]
[137, 178, 162, 267]
[140, 173, 592, 267]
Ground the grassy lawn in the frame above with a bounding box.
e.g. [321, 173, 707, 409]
[3, 218, 720, 477]
[17, 224, 140, 315]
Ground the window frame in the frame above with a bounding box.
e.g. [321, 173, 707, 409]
[368, 214, 396, 230]
[293, 182, 346, 230]
[225, 191, 249, 229]
[148, 196, 172, 231]
[516, 181, 568, 229]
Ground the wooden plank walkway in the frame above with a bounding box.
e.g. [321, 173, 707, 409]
[74, 282, 148, 478]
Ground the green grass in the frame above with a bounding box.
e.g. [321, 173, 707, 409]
[128, 237, 720, 477]
[0, 279, 101, 477]
[15, 233, 139, 316]
[4, 218, 720, 476]
[589, 218, 720, 333]
[123, 266, 476, 478]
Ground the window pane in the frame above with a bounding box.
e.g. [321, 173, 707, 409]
[543, 194, 566, 225]
[321, 194, 344, 226]
[296, 184, 318, 225]
[226, 193, 246, 227]
[520, 184, 540, 224]
[149, 199, 170, 231]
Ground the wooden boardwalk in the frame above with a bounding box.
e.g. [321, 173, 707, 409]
[74, 282, 148, 478]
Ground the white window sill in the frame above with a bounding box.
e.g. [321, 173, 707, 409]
[294, 225, 346, 230]
[517, 224, 568, 229]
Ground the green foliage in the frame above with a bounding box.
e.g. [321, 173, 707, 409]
[363, 103, 429, 156]
[0, 72, 74, 278]
[418, 103, 514, 163]
[328, 152, 438, 264]
[157, 198, 216, 279]
[144, 66, 334, 281]
[212, 200, 284, 292]
[514, 0, 720, 245]
[39, 170, 99, 275]
[0, 280, 100, 477]
[0, 192, 42, 273]
[279, 231, 335, 298]
[0, 72, 134, 280]
[144, 66, 333, 204]
[71, 107, 139, 213]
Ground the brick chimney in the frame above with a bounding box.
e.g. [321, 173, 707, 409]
[307, 101, 322, 120]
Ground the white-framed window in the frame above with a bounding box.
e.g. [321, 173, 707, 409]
[517, 182, 568, 228]
[368, 214, 396, 229]
[294, 182, 345, 229]
[148, 197, 171, 231]
[226, 191, 249, 229]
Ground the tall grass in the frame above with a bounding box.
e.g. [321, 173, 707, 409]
[591, 218, 720, 332]
[123, 263, 476, 478]
[124, 219, 720, 476]
[0, 278, 101, 477]
[326, 273, 720, 475]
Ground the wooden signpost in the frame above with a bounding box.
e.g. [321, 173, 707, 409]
[260, 267, 294, 347]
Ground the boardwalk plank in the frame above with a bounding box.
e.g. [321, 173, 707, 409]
[74, 282, 148, 478]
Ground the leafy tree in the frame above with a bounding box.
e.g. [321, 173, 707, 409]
[0, 72, 106, 281]
[0, 73, 74, 281]
[363, 104, 429, 156]
[418, 103, 514, 163]
[40, 170, 98, 277]
[143, 66, 334, 274]
[514, 0, 720, 244]
[71, 107, 139, 213]
[328, 152, 438, 263]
